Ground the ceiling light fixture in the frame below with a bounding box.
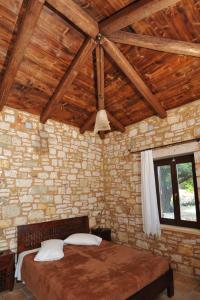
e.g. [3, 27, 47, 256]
[94, 109, 111, 133]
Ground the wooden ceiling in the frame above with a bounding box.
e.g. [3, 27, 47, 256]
[1, 0, 200, 134]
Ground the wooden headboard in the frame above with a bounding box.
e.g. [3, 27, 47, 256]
[17, 216, 89, 253]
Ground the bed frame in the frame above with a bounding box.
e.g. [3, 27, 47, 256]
[17, 216, 174, 299]
[17, 216, 89, 253]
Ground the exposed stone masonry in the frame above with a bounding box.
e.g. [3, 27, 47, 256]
[0, 107, 104, 251]
[103, 100, 200, 278]
[1, 101, 200, 279]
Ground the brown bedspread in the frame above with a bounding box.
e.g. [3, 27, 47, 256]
[21, 241, 169, 300]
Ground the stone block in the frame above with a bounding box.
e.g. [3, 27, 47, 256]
[178, 244, 193, 256]
[28, 210, 44, 220]
[41, 195, 53, 203]
[5, 115, 15, 123]
[16, 179, 32, 187]
[2, 204, 20, 218]
[30, 186, 48, 194]
[14, 216, 27, 226]
[171, 254, 182, 263]
[0, 219, 12, 228]
[19, 195, 33, 203]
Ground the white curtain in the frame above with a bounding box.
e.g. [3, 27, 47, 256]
[141, 150, 161, 237]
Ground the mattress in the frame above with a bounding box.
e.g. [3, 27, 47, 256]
[21, 240, 169, 300]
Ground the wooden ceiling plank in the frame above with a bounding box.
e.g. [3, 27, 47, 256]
[108, 31, 200, 58]
[80, 111, 96, 134]
[106, 111, 125, 133]
[96, 45, 105, 110]
[101, 37, 166, 118]
[40, 38, 97, 123]
[0, 0, 45, 111]
[46, 0, 99, 38]
[100, 0, 181, 35]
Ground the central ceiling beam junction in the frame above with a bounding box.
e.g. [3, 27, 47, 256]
[40, 38, 97, 123]
[108, 31, 200, 58]
[0, 0, 45, 111]
[100, 0, 181, 35]
[101, 37, 166, 118]
[46, 0, 99, 38]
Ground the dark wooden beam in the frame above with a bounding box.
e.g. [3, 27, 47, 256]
[96, 45, 105, 138]
[0, 0, 45, 111]
[80, 111, 96, 134]
[100, 0, 180, 35]
[96, 45, 105, 110]
[106, 111, 125, 133]
[46, 0, 99, 38]
[40, 38, 97, 123]
[99, 131, 105, 139]
[101, 37, 166, 118]
[108, 31, 200, 58]
[95, 45, 125, 134]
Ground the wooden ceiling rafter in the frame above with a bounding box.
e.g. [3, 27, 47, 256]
[101, 37, 166, 118]
[0, 0, 45, 111]
[108, 31, 200, 58]
[2, 0, 200, 135]
[40, 37, 97, 124]
[46, 0, 99, 38]
[106, 110, 126, 133]
[80, 111, 97, 134]
[99, 0, 181, 35]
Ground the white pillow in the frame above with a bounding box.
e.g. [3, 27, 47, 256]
[64, 233, 102, 246]
[34, 239, 64, 262]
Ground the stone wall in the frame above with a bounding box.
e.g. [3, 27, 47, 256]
[1, 101, 200, 278]
[103, 100, 200, 278]
[0, 107, 104, 251]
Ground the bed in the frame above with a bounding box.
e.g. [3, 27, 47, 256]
[17, 216, 174, 300]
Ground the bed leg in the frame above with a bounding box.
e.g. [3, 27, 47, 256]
[167, 268, 174, 298]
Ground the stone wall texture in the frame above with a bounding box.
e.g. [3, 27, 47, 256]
[103, 100, 200, 278]
[1, 101, 200, 279]
[0, 107, 104, 252]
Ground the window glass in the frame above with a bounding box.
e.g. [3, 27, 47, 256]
[157, 165, 174, 219]
[176, 162, 197, 222]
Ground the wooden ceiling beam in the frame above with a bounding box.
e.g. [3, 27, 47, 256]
[80, 111, 96, 134]
[46, 0, 99, 38]
[101, 37, 166, 118]
[99, 131, 105, 139]
[96, 45, 105, 110]
[95, 45, 125, 135]
[96, 44, 105, 138]
[0, 0, 45, 111]
[108, 31, 200, 58]
[40, 38, 97, 123]
[106, 111, 125, 133]
[100, 0, 180, 35]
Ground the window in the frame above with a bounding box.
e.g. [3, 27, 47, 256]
[154, 154, 200, 229]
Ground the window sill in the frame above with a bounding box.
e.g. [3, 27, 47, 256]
[161, 224, 200, 236]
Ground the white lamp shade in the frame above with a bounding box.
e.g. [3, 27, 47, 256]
[94, 109, 111, 134]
